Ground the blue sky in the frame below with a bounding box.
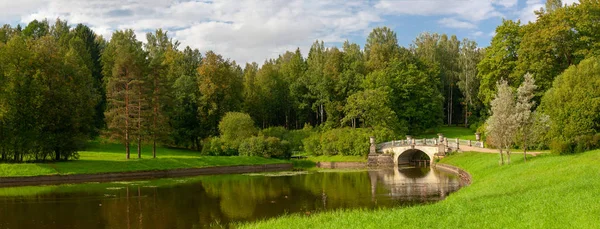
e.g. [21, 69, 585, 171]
[0, 0, 579, 65]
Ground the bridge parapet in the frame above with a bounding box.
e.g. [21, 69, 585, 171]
[377, 138, 484, 152]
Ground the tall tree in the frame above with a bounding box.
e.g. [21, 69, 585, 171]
[102, 30, 147, 159]
[169, 46, 203, 150]
[145, 29, 178, 158]
[364, 27, 400, 71]
[478, 19, 522, 111]
[515, 73, 537, 162]
[197, 51, 243, 136]
[72, 24, 105, 136]
[486, 80, 518, 165]
[458, 38, 483, 127]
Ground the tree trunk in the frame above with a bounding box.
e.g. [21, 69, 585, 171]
[499, 148, 504, 165]
[523, 135, 528, 162]
[153, 139, 156, 159]
[138, 87, 142, 159]
[506, 148, 511, 164]
[465, 102, 468, 128]
[126, 80, 130, 160]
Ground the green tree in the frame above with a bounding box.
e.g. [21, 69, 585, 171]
[218, 112, 258, 149]
[458, 38, 483, 127]
[102, 29, 147, 159]
[364, 27, 400, 71]
[197, 51, 243, 136]
[342, 89, 398, 131]
[72, 24, 105, 137]
[145, 29, 178, 158]
[540, 56, 600, 154]
[486, 80, 518, 165]
[514, 73, 537, 162]
[477, 19, 522, 110]
[169, 46, 203, 150]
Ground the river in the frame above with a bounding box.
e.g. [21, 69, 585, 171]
[0, 166, 462, 228]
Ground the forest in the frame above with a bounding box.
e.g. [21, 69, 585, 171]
[0, 0, 599, 162]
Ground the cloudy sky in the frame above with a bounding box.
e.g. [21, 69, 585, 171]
[0, 0, 579, 65]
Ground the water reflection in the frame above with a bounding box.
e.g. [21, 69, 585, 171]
[0, 167, 462, 229]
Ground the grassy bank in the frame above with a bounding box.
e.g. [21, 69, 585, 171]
[418, 126, 477, 140]
[242, 150, 600, 228]
[0, 141, 286, 177]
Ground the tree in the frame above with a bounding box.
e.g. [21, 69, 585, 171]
[218, 112, 257, 149]
[364, 27, 400, 71]
[486, 80, 518, 165]
[478, 19, 522, 111]
[545, 0, 563, 13]
[342, 89, 398, 131]
[413, 33, 462, 125]
[169, 46, 203, 150]
[197, 51, 243, 136]
[72, 24, 105, 137]
[514, 73, 537, 162]
[458, 38, 483, 127]
[540, 56, 600, 154]
[145, 29, 178, 158]
[363, 50, 443, 135]
[102, 30, 147, 159]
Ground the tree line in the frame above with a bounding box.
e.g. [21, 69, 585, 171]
[1, 0, 599, 162]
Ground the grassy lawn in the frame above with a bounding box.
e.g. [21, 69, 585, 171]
[0, 141, 286, 177]
[241, 150, 600, 228]
[417, 126, 477, 140]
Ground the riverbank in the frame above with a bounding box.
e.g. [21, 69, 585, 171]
[0, 141, 287, 177]
[242, 150, 600, 228]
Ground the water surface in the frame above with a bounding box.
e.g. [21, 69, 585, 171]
[0, 167, 462, 228]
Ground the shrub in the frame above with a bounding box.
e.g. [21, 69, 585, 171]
[260, 126, 288, 139]
[238, 136, 291, 159]
[218, 112, 257, 149]
[303, 127, 394, 156]
[201, 137, 238, 156]
[540, 56, 600, 154]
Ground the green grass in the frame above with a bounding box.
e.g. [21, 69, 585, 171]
[417, 126, 477, 140]
[0, 141, 287, 177]
[241, 150, 600, 229]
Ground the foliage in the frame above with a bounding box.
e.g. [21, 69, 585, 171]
[303, 127, 394, 156]
[485, 80, 518, 164]
[201, 137, 238, 156]
[0, 19, 97, 162]
[540, 56, 600, 154]
[218, 112, 258, 148]
[238, 136, 291, 159]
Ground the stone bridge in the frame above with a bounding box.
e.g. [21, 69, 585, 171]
[369, 135, 484, 167]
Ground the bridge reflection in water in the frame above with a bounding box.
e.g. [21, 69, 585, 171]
[368, 166, 462, 203]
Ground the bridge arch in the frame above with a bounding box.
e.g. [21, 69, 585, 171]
[396, 149, 431, 166]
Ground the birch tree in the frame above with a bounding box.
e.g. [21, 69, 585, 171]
[515, 73, 537, 162]
[486, 80, 518, 165]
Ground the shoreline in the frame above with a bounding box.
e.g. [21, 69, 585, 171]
[0, 163, 293, 187]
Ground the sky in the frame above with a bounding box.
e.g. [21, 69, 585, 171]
[0, 0, 580, 65]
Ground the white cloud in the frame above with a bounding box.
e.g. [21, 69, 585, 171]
[3, 0, 563, 65]
[438, 18, 476, 29]
[375, 0, 503, 22]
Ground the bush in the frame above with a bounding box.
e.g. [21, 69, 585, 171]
[540, 56, 600, 154]
[201, 137, 238, 156]
[303, 127, 394, 156]
[239, 136, 291, 159]
[218, 112, 257, 149]
[260, 126, 288, 139]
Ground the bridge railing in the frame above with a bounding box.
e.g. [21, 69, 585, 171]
[377, 138, 484, 150]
